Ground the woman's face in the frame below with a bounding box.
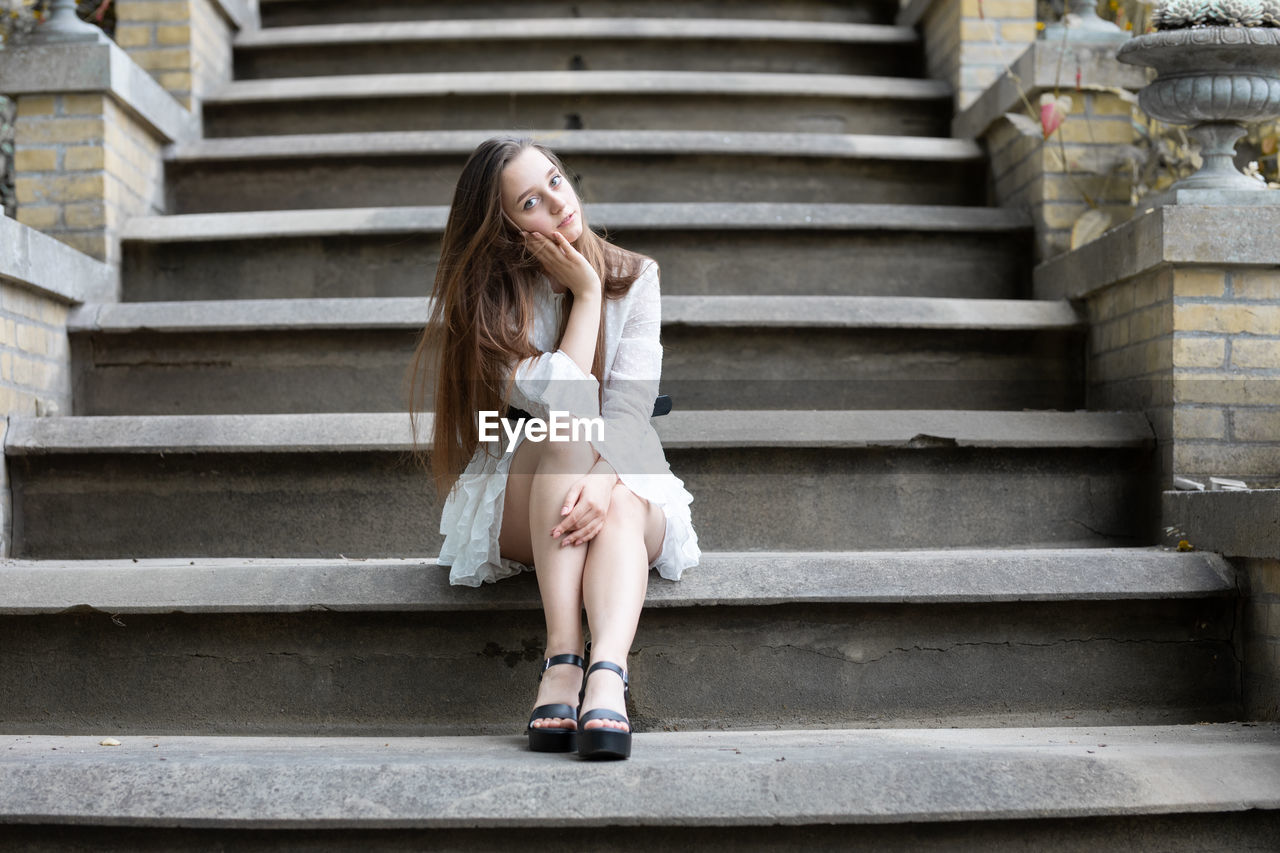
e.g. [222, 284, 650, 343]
[500, 147, 584, 244]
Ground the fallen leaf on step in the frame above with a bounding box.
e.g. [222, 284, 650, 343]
[99, 738, 121, 746]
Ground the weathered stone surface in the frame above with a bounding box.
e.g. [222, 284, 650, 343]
[1162, 489, 1280, 559]
[258, 0, 901, 27]
[234, 19, 919, 78]
[0, 40, 199, 143]
[0, 211, 116, 305]
[0, 548, 1234, 614]
[166, 130, 984, 211]
[1034, 205, 1280, 301]
[201, 70, 951, 137]
[66, 296, 1084, 414]
[2, 726, 1277, 825]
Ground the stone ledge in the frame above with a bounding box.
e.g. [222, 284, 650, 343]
[121, 203, 1032, 242]
[1163, 489, 1280, 560]
[213, 0, 257, 31]
[209, 69, 952, 103]
[2, 725, 1277, 828]
[3, 410, 1155, 455]
[236, 18, 917, 46]
[0, 548, 1234, 615]
[0, 39, 199, 143]
[0, 215, 117, 305]
[952, 41, 1148, 140]
[1033, 204, 1280, 301]
[66, 295, 1082, 333]
[168, 128, 983, 163]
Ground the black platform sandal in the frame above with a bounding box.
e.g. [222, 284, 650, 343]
[526, 652, 586, 753]
[576, 660, 631, 760]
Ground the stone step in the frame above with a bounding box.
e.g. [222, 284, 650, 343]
[258, 0, 900, 28]
[201, 70, 953, 137]
[0, 549, 1239, 734]
[234, 19, 922, 78]
[4, 726, 1278, 851]
[120, 203, 1033, 301]
[165, 130, 985, 212]
[67, 296, 1084, 415]
[6, 410, 1157, 558]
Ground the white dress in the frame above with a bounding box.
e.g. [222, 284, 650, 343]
[437, 259, 701, 587]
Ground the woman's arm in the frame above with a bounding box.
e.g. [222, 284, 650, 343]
[524, 230, 601, 375]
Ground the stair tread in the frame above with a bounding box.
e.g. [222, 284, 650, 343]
[167, 128, 982, 163]
[4, 725, 1278, 827]
[5, 410, 1154, 455]
[121, 202, 1031, 242]
[0, 548, 1233, 615]
[67, 295, 1082, 333]
[236, 18, 920, 48]
[208, 69, 951, 103]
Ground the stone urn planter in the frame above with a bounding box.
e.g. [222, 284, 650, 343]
[1118, 25, 1280, 199]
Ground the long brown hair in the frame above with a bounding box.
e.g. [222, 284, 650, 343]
[407, 137, 645, 499]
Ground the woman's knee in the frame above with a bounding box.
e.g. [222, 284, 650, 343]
[606, 483, 647, 525]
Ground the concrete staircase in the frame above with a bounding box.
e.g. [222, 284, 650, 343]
[4, 0, 1279, 846]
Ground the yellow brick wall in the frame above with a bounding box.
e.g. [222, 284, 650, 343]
[0, 281, 71, 419]
[115, 0, 234, 110]
[13, 93, 164, 265]
[1087, 266, 1280, 487]
[988, 91, 1139, 261]
[921, 0, 1037, 110]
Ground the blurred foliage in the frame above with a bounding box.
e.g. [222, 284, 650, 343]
[1028, 0, 1279, 209]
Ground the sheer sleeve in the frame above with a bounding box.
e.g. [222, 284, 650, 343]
[507, 349, 600, 423]
[591, 260, 668, 482]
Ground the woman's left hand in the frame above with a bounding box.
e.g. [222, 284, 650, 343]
[552, 468, 616, 547]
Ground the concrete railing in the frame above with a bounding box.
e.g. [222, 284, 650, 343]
[0, 212, 115, 554]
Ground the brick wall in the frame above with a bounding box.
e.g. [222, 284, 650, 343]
[919, 0, 1037, 110]
[1085, 267, 1280, 488]
[0, 280, 71, 419]
[987, 90, 1138, 260]
[13, 93, 165, 265]
[114, 0, 235, 111]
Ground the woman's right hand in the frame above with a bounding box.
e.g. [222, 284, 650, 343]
[524, 231, 601, 299]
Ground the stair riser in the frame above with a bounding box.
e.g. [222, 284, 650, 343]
[0, 598, 1237, 735]
[167, 155, 984, 213]
[8, 815, 1280, 853]
[9, 447, 1156, 559]
[202, 94, 949, 138]
[69, 328, 1084, 415]
[122, 231, 1031, 301]
[260, 0, 899, 27]
[235, 40, 919, 79]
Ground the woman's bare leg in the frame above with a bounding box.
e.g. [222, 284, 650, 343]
[578, 484, 666, 732]
[500, 436, 597, 730]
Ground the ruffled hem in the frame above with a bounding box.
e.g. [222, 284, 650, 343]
[437, 435, 700, 587]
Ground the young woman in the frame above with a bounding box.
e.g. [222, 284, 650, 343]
[408, 137, 700, 760]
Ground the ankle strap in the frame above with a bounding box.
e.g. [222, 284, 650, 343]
[586, 660, 628, 687]
[542, 653, 585, 674]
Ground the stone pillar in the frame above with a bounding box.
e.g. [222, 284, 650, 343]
[899, 0, 1038, 111]
[0, 39, 199, 265]
[1036, 205, 1280, 490]
[113, 0, 257, 111]
[954, 41, 1148, 261]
